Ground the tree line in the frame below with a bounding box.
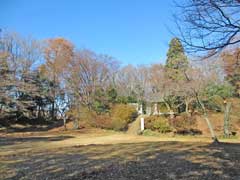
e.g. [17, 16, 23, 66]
[0, 31, 239, 138]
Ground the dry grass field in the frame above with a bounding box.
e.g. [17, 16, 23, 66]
[0, 129, 239, 180]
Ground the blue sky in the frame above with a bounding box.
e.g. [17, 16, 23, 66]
[1, 0, 176, 65]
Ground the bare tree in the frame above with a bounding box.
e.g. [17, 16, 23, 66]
[115, 65, 137, 98]
[184, 67, 219, 142]
[115, 65, 149, 103]
[0, 31, 42, 120]
[174, 0, 240, 56]
[66, 50, 110, 107]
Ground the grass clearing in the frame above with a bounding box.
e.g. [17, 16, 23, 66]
[0, 130, 239, 179]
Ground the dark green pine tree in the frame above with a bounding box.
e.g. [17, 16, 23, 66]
[166, 37, 188, 70]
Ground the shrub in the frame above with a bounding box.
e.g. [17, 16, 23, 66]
[69, 104, 138, 131]
[110, 104, 138, 131]
[66, 106, 97, 129]
[170, 112, 201, 134]
[145, 115, 172, 133]
[67, 106, 97, 122]
[111, 118, 128, 131]
[142, 129, 160, 136]
[90, 114, 112, 129]
[158, 103, 169, 113]
[116, 96, 128, 104]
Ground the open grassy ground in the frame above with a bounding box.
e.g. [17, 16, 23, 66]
[0, 129, 239, 180]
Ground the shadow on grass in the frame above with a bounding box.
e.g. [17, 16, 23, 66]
[0, 135, 74, 146]
[1, 141, 239, 180]
[0, 118, 66, 133]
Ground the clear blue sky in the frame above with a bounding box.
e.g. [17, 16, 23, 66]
[1, 0, 176, 65]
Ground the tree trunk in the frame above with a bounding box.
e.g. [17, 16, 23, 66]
[203, 111, 218, 142]
[73, 102, 80, 130]
[51, 75, 56, 121]
[63, 117, 67, 130]
[224, 102, 231, 138]
[163, 100, 171, 111]
[51, 101, 55, 120]
[183, 72, 218, 143]
[73, 119, 79, 130]
[197, 96, 218, 143]
[37, 106, 41, 119]
[185, 100, 189, 114]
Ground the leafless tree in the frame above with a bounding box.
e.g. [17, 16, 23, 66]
[115, 65, 149, 103]
[65, 50, 113, 108]
[184, 66, 219, 142]
[0, 32, 42, 119]
[174, 0, 240, 56]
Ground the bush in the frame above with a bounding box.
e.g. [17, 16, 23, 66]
[67, 106, 97, 123]
[170, 112, 201, 134]
[145, 115, 172, 133]
[158, 103, 169, 113]
[142, 129, 160, 136]
[66, 106, 97, 129]
[69, 104, 138, 131]
[111, 118, 128, 131]
[110, 104, 138, 131]
[90, 114, 112, 129]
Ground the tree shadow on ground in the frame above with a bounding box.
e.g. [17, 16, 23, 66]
[0, 135, 74, 146]
[0, 119, 66, 133]
[1, 140, 239, 180]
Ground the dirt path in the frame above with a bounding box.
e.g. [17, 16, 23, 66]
[127, 116, 141, 135]
[127, 115, 148, 135]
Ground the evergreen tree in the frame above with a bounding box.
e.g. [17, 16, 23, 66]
[166, 37, 188, 70]
[165, 38, 189, 81]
